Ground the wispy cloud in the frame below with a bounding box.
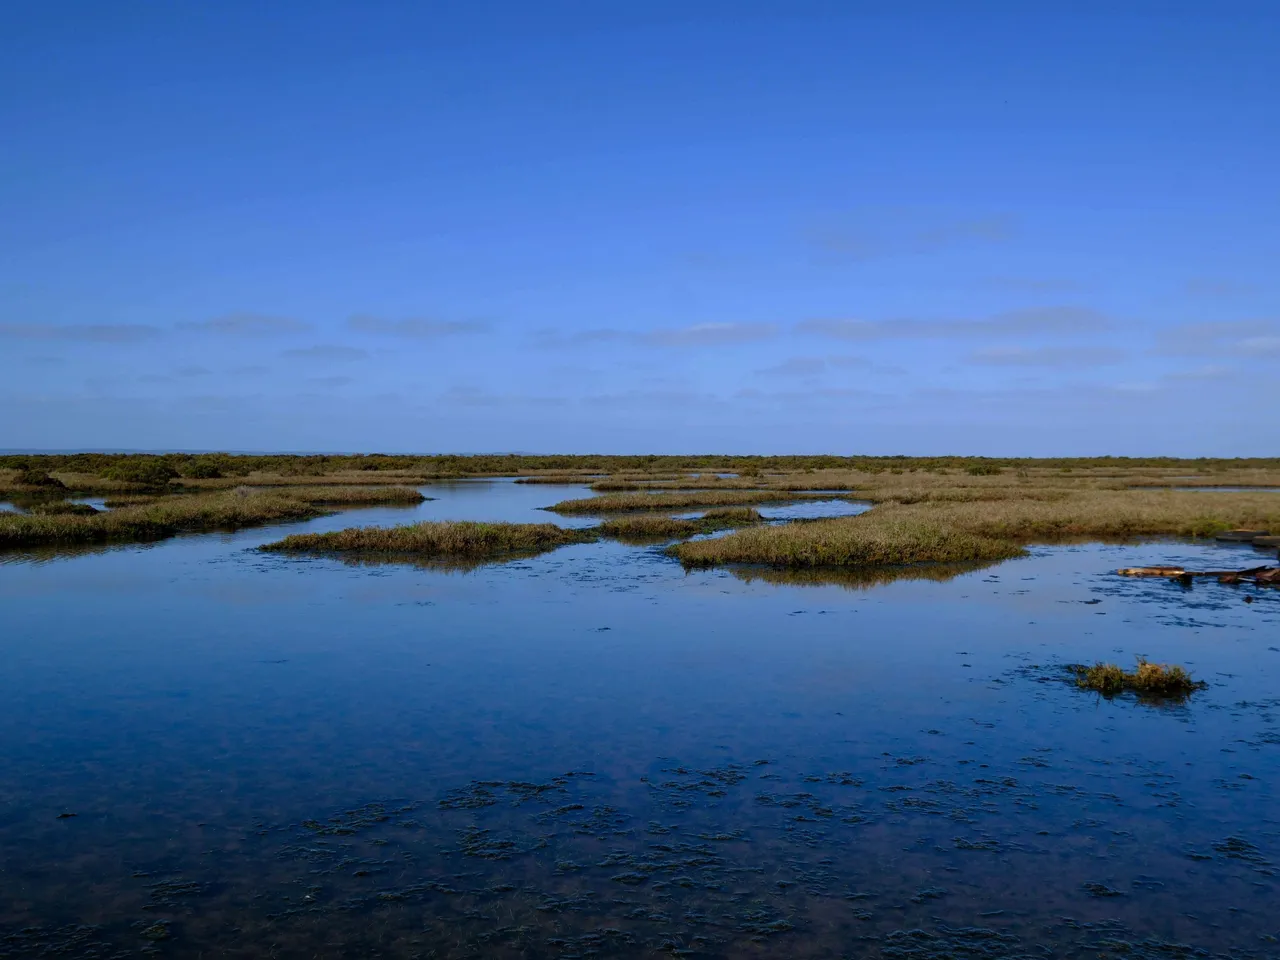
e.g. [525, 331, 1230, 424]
[280, 345, 369, 362]
[0, 323, 161, 343]
[176, 365, 212, 377]
[799, 307, 1112, 342]
[538, 321, 778, 349]
[966, 345, 1127, 367]
[754, 355, 874, 377]
[177, 312, 310, 336]
[439, 385, 568, 408]
[347, 315, 489, 338]
[1156, 321, 1280, 358]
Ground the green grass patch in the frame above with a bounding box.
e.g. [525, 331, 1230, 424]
[261, 520, 596, 566]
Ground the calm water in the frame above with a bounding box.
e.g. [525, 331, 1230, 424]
[1, 481, 1278, 958]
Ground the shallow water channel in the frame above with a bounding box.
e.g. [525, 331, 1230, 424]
[1, 480, 1278, 958]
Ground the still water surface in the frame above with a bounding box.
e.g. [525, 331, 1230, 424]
[1, 480, 1278, 957]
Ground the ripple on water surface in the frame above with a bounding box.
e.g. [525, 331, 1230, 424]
[0, 483, 1277, 957]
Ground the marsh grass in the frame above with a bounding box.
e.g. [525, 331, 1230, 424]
[595, 507, 764, 544]
[265, 485, 428, 505]
[670, 510, 1023, 568]
[669, 490, 1280, 570]
[261, 521, 596, 565]
[1069, 659, 1205, 699]
[0, 491, 326, 548]
[29, 501, 100, 516]
[547, 490, 845, 515]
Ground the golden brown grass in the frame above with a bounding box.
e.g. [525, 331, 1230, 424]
[668, 490, 1280, 570]
[261, 521, 596, 564]
[0, 486, 423, 548]
[0, 491, 326, 548]
[263, 485, 427, 505]
[1069, 659, 1204, 698]
[546, 490, 849, 514]
[671, 510, 1023, 568]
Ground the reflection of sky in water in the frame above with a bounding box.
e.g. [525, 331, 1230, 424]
[0, 481, 1277, 956]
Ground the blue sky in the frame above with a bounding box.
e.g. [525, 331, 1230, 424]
[2, 1, 1277, 455]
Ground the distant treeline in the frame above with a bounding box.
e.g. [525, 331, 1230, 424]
[3, 452, 1279, 482]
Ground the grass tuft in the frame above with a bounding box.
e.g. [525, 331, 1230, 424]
[1069, 659, 1205, 698]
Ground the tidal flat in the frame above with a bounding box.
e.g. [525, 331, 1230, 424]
[1, 475, 1278, 958]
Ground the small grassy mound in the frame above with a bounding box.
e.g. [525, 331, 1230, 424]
[670, 511, 1023, 568]
[14, 469, 68, 489]
[0, 491, 326, 547]
[261, 521, 597, 564]
[596, 508, 764, 544]
[1069, 659, 1205, 698]
[270, 485, 428, 505]
[30, 501, 100, 516]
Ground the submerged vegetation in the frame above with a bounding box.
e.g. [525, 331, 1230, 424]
[1069, 659, 1205, 699]
[261, 520, 597, 565]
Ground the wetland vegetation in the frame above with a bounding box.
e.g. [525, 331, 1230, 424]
[0, 486, 426, 548]
[595, 507, 765, 543]
[1069, 659, 1205, 698]
[261, 520, 598, 564]
[4, 454, 1278, 959]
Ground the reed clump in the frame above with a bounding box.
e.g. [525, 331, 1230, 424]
[1069, 659, 1204, 698]
[547, 490, 842, 515]
[261, 521, 597, 563]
